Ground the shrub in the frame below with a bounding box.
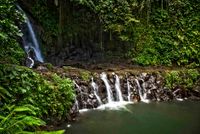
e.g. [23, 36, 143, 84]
[164, 69, 200, 90]
[0, 64, 75, 122]
[0, 104, 65, 134]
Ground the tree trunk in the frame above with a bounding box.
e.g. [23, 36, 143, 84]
[57, 0, 70, 54]
[161, 0, 164, 10]
[147, 0, 151, 25]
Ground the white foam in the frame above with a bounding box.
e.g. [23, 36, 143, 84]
[97, 101, 133, 110]
[79, 108, 90, 113]
[176, 98, 184, 101]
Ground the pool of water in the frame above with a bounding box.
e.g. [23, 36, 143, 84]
[66, 101, 200, 134]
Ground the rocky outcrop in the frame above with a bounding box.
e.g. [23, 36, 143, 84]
[35, 64, 200, 113]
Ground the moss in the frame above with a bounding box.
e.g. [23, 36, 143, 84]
[80, 71, 91, 81]
[46, 63, 53, 70]
[62, 66, 73, 71]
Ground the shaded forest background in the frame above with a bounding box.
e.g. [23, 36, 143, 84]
[1, 0, 200, 67]
[19, 0, 200, 67]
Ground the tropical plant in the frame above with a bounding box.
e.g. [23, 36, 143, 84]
[0, 104, 45, 133]
[0, 0, 25, 64]
[0, 104, 65, 134]
[0, 64, 75, 122]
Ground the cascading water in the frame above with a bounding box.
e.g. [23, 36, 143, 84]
[75, 98, 79, 110]
[100, 72, 114, 103]
[127, 79, 131, 102]
[17, 5, 44, 63]
[141, 82, 148, 100]
[113, 73, 124, 102]
[91, 78, 103, 105]
[27, 56, 34, 68]
[135, 79, 150, 103]
[74, 81, 87, 109]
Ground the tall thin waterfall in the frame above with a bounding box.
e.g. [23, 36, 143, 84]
[100, 72, 114, 103]
[135, 79, 150, 103]
[127, 79, 131, 102]
[17, 5, 44, 62]
[26, 18, 43, 62]
[91, 78, 103, 105]
[114, 74, 124, 102]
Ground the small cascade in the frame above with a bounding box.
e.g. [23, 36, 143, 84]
[141, 82, 148, 100]
[75, 98, 79, 110]
[127, 79, 131, 102]
[17, 5, 44, 63]
[113, 74, 124, 102]
[73, 81, 82, 92]
[27, 55, 34, 68]
[69, 71, 195, 112]
[91, 78, 103, 105]
[100, 72, 114, 103]
[74, 81, 87, 109]
[135, 79, 150, 103]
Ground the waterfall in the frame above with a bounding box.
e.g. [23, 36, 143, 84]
[75, 98, 79, 110]
[141, 82, 148, 99]
[100, 72, 114, 103]
[73, 81, 82, 92]
[127, 79, 131, 102]
[16, 5, 44, 63]
[91, 78, 103, 105]
[135, 79, 150, 103]
[74, 81, 87, 108]
[114, 74, 124, 102]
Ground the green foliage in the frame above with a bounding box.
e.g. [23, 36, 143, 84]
[0, 105, 45, 134]
[131, 0, 200, 66]
[80, 71, 91, 81]
[46, 63, 53, 70]
[95, 0, 140, 41]
[0, 0, 25, 64]
[0, 64, 75, 122]
[165, 69, 200, 90]
[0, 104, 65, 134]
[73, 0, 200, 66]
[31, 0, 58, 46]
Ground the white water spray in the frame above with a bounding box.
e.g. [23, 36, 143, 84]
[113, 73, 124, 102]
[100, 72, 114, 103]
[17, 5, 44, 62]
[27, 56, 34, 68]
[135, 79, 150, 103]
[127, 79, 131, 102]
[91, 78, 103, 105]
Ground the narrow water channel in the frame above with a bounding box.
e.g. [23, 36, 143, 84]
[67, 101, 200, 134]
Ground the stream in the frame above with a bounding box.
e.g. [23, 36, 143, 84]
[66, 101, 200, 134]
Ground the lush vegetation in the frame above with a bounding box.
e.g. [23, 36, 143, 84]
[132, 0, 200, 66]
[0, 0, 200, 133]
[29, 0, 200, 67]
[1, 0, 76, 132]
[0, 0, 25, 64]
[164, 69, 200, 90]
[0, 64, 75, 133]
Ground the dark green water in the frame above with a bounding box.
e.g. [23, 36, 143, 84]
[67, 101, 200, 134]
